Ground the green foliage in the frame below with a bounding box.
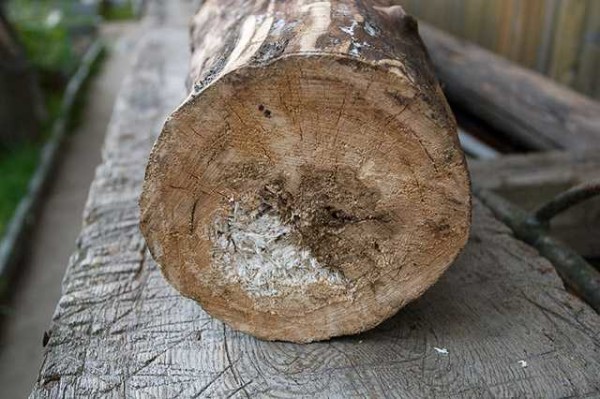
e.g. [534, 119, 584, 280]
[101, 1, 136, 21]
[44, 90, 65, 129]
[18, 22, 75, 75]
[0, 86, 65, 239]
[1, 1, 104, 240]
[7, 0, 98, 75]
[0, 142, 40, 238]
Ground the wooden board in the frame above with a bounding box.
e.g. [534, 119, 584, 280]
[31, 2, 600, 397]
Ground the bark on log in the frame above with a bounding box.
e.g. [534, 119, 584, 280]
[418, 23, 600, 151]
[140, 0, 471, 342]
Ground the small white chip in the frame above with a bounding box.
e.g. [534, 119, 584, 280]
[434, 347, 449, 355]
[518, 360, 528, 368]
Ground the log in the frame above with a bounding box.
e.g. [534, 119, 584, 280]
[418, 23, 600, 151]
[139, 1, 471, 342]
[32, 7, 600, 393]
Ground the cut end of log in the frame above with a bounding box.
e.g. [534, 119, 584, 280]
[140, 1, 471, 342]
[140, 54, 470, 342]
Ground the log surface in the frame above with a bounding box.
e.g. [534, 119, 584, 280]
[31, 2, 600, 398]
[140, 0, 471, 342]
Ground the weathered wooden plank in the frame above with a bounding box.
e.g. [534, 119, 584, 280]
[536, 0, 560, 74]
[31, 2, 600, 398]
[575, 0, 600, 98]
[469, 151, 600, 258]
[462, 0, 484, 42]
[548, 0, 587, 86]
[518, 0, 545, 69]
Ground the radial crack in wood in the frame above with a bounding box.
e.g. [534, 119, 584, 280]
[140, 0, 471, 342]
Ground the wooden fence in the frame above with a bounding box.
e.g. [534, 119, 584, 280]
[399, 0, 600, 99]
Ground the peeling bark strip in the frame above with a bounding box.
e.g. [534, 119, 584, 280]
[140, 0, 471, 342]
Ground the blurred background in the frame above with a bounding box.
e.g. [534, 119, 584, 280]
[0, 0, 598, 397]
[0, 0, 144, 396]
[402, 0, 599, 99]
[1, 0, 143, 252]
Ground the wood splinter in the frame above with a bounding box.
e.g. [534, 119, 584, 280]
[140, 0, 471, 343]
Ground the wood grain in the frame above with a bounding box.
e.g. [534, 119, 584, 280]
[31, 1, 600, 397]
[419, 23, 600, 151]
[547, 0, 587, 86]
[140, 0, 471, 342]
[575, 1, 600, 98]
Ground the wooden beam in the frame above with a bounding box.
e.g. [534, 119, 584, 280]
[419, 23, 600, 151]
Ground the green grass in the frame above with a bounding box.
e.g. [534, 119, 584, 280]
[0, 143, 41, 237]
[101, 1, 137, 21]
[0, 91, 60, 239]
[0, 68, 95, 239]
[0, 49, 104, 240]
[8, 0, 98, 76]
[0, 1, 102, 240]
